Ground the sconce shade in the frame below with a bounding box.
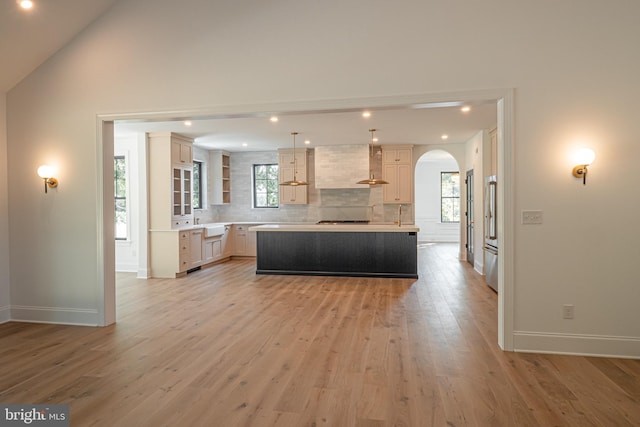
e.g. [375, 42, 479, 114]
[575, 148, 596, 166]
[37, 165, 55, 179]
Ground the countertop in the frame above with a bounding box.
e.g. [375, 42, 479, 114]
[154, 222, 419, 233]
[249, 224, 420, 233]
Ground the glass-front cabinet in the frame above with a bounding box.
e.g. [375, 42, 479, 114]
[172, 166, 192, 219]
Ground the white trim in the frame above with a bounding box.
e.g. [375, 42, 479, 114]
[11, 305, 99, 326]
[514, 331, 640, 359]
[497, 92, 515, 351]
[97, 88, 515, 348]
[97, 120, 116, 327]
[474, 260, 483, 275]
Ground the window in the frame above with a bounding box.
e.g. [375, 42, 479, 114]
[114, 156, 127, 240]
[193, 160, 203, 209]
[253, 164, 279, 208]
[441, 171, 460, 223]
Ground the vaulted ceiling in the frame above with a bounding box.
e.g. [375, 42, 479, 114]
[2, 0, 497, 151]
[0, 0, 119, 92]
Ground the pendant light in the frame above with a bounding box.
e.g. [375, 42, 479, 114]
[357, 128, 389, 185]
[280, 131, 309, 186]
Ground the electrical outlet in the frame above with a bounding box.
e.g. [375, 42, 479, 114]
[563, 304, 574, 319]
[522, 210, 543, 225]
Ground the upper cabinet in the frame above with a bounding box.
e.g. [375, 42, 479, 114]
[210, 150, 231, 205]
[278, 148, 308, 204]
[382, 145, 413, 204]
[172, 166, 192, 220]
[148, 132, 194, 229]
[171, 136, 193, 165]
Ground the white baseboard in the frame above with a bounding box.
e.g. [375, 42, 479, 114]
[514, 331, 640, 359]
[137, 268, 149, 279]
[474, 259, 483, 275]
[0, 305, 10, 324]
[11, 305, 99, 326]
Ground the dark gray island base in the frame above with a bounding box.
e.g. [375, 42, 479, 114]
[252, 226, 418, 279]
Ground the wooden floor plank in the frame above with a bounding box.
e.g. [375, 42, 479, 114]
[0, 244, 638, 426]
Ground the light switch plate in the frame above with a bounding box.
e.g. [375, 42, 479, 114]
[522, 210, 543, 225]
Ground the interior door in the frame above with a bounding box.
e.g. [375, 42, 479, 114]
[465, 169, 474, 266]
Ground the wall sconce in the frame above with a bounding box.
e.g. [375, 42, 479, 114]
[37, 165, 58, 193]
[572, 148, 595, 185]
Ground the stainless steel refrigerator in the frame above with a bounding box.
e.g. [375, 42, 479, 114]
[484, 176, 498, 292]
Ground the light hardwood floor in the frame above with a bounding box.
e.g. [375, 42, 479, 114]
[1, 243, 639, 426]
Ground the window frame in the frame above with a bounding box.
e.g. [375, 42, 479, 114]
[440, 171, 460, 223]
[114, 155, 128, 240]
[192, 160, 203, 210]
[253, 163, 279, 208]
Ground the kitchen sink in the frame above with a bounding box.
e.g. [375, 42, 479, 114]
[204, 224, 225, 237]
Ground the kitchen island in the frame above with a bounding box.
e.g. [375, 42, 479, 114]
[249, 224, 419, 279]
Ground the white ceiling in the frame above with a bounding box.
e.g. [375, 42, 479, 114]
[115, 102, 497, 152]
[0, 0, 119, 92]
[1, 0, 497, 149]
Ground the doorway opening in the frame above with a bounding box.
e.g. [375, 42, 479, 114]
[98, 89, 514, 350]
[414, 150, 461, 246]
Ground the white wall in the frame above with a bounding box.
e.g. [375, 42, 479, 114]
[5, 0, 640, 356]
[0, 92, 10, 323]
[414, 152, 460, 243]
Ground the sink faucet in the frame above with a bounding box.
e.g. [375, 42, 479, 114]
[195, 217, 200, 225]
[397, 204, 402, 227]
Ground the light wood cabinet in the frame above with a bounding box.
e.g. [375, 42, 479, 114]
[189, 229, 203, 269]
[172, 166, 192, 221]
[203, 225, 232, 264]
[210, 150, 231, 205]
[232, 224, 257, 256]
[178, 230, 190, 273]
[148, 132, 194, 229]
[171, 138, 193, 165]
[148, 132, 196, 278]
[278, 148, 308, 204]
[382, 145, 413, 204]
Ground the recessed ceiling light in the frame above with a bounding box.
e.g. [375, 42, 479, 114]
[461, 106, 471, 113]
[19, 0, 33, 9]
[372, 137, 379, 142]
[242, 143, 248, 147]
[304, 140, 310, 145]
[362, 111, 371, 118]
[184, 120, 192, 126]
[270, 116, 278, 122]
[441, 134, 449, 140]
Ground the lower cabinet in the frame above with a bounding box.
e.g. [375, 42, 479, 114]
[150, 223, 258, 278]
[203, 225, 232, 264]
[189, 229, 203, 269]
[178, 230, 190, 273]
[232, 224, 257, 256]
[150, 230, 191, 278]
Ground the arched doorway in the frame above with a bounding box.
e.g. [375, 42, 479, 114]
[414, 150, 461, 246]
